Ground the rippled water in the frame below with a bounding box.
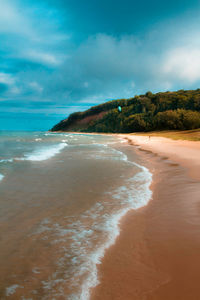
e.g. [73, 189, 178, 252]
[0, 131, 152, 299]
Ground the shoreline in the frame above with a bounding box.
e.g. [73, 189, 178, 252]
[119, 134, 200, 181]
[91, 134, 200, 299]
[79, 140, 154, 300]
[81, 158, 153, 300]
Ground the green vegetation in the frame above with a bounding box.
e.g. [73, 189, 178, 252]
[51, 89, 200, 133]
[132, 129, 200, 141]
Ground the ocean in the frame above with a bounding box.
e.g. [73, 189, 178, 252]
[0, 131, 152, 299]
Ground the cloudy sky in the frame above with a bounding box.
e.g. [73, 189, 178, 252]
[1, 0, 200, 130]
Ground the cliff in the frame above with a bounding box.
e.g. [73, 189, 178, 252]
[51, 89, 200, 133]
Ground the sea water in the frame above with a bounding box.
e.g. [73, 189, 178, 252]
[0, 131, 152, 299]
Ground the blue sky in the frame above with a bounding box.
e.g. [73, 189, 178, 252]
[1, 0, 200, 130]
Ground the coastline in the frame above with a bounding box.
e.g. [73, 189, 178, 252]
[119, 134, 200, 181]
[0, 132, 153, 299]
[91, 134, 200, 299]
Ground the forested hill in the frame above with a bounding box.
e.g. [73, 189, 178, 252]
[51, 89, 200, 133]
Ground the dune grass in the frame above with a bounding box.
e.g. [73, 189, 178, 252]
[131, 129, 200, 141]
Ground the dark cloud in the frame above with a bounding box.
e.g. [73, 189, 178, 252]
[47, 0, 200, 38]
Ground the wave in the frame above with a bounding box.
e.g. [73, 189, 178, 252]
[76, 147, 152, 299]
[44, 133, 69, 136]
[0, 159, 13, 163]
[79, 160, 152, 300]
[5, 138, 151, 299]
[33, 145, 152, 300]
[21, 143, 68, 161]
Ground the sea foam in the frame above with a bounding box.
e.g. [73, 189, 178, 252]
[79, 160, 152, 300]
[74, 147, 152, 300]
[22, 142, 68, 161]
[32, 144, 152, 300]
[0, 158, 13, 163]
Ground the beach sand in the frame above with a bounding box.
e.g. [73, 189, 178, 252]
[122, 135, 200, 181]
[91, 135, 200, 300]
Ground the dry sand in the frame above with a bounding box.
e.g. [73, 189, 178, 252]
[121, 135, 200, 181]
[91, 135, 200, 300]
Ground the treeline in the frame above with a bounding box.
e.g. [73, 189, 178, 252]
[87, 109, 200, 133]
[51, 89, 200, 132]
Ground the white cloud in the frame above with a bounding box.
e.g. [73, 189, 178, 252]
[10, 86, 21, 94]
[73, 34, 140, 79]
[0, 0, 68, 68]
[0, 0, 35, 38]
[162, 47, 200, 83]
[26, 51, 61, 66]
[0, 72, 15, 85]
[29, 81, 43, 93]
[0, 72, 22, 95]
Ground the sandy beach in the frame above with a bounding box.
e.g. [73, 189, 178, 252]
[122, 135, 200, 181]
[92, 135, 200, 300]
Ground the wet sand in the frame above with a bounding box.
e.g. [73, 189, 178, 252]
[92, 136, 200, 300]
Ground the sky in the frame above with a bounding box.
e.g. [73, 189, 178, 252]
[1, 0, 200, 130]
